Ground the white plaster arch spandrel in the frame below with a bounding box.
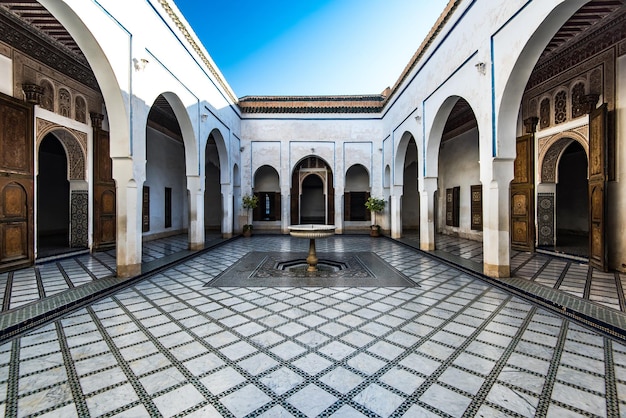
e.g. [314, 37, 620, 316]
[496, 0, 588, 160]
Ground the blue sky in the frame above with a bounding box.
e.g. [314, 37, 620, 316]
[174, 0, 449, 97]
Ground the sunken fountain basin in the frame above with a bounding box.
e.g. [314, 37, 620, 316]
[288, 224, 336, 272]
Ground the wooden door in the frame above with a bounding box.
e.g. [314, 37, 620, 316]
[511, 134, 535, 252]
[588, 104, 608, 271]
[0, 94, 34, 270]
[93, 123, 116, 249]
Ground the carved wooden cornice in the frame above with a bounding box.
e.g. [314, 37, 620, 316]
[527, 10, 626, 90]
[0, 7, 98, 91]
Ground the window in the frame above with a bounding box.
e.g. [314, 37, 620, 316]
[445, 187, 460, 227]
[344, 191, 370, 221]
[470, 185, 482, 231]
[253, 192, 281, 221]
[142, 186, 150, 232]
[165, 187, 172, 228]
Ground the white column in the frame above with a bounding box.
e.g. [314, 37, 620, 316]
[390, 186, 403, 238]
[221, 184, 233, 238]
[334, 185, 344, 233]
[187, 175, 204, 250]
[112, 157, 142, 278]
[419, 177, 438, 251]
[482, 158, 515, 278]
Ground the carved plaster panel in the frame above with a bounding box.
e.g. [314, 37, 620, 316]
[12, 49, 102, 118]
[36, 118, 87, 180]
[538, 128, 589, 184]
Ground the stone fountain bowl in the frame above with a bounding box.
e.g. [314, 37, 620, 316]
[288, 224, 336, 239]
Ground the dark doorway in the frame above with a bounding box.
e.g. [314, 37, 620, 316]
[37, 134, 70, 257]
[556, 141, 588, 257]
[300, 175, 325, 224]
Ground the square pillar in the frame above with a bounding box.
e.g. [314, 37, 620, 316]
[187, 175, 204, 250]
[419, 177, 438, 251]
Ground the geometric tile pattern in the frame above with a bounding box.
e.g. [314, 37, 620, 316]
[0, 236, 625, 416]
[403, 233, 626, 314]
[70, 190, 89, 248]
[207, 251, 415, 287]
[0, 234, 224, 312]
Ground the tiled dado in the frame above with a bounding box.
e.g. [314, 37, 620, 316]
[0, 236, 624, 416]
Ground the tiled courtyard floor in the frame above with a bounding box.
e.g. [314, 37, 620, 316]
[400, 233, 626, 314]
[0, 235, 625, 416]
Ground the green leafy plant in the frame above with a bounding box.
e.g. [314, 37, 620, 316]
[242, 194, 259, 230]
[365, 196, 386, 228]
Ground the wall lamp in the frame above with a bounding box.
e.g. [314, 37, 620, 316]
[133, 58, 149, 71]
[475, 62, 486, 75]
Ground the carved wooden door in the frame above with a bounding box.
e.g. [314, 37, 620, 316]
[511, 134, 535, 252]
[588, 104, 608, 271]
[0, 94, 34, 270]
[93, 125, 116, 248]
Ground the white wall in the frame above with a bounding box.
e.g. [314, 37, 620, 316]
[145, 127, 188, 238]
[437, 127, 481, 239]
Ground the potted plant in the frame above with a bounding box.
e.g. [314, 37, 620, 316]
[365, 196, 386, 237]
[242, 194, 259, 237]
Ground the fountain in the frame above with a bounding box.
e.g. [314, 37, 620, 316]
[288, 224, 336, 272]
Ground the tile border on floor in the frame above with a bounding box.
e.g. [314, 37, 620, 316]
[389, 236, 626, 342]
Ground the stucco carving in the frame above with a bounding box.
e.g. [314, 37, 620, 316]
[538, 129, 588, 183]
[36, 118, 87, 180]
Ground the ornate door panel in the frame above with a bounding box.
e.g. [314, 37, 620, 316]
[511, 134, 535, 252]
[588, 104, 608, 271]
[93, 125, 116, 248]
[0, 94, 34, 270]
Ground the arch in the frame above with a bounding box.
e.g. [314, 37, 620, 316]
[38, 0, 130, 158]
[290, 156, 334, 225]
[254, 165, 280, 191]
[74, 95, 87, 123]
[384, 165, 391, 189]
[425, 95, 462, 178]
[539, 130, 589, 183]
[207, 128, 230, 183]
[496, 0, 588, 159]
[345, 164, 370, 191]
[156, 92, 199, 176]
[37, 134, 71, 254]
[394, 131, 418, 185]
[345, 164, 370, 223]
[39, 79, 54, 111]
[36, 125, 87, 181]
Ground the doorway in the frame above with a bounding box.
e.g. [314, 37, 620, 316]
[37, 134, 70, 257]
[555, 141, 588, 257]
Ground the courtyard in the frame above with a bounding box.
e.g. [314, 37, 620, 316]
[0, 235, 624, 417]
